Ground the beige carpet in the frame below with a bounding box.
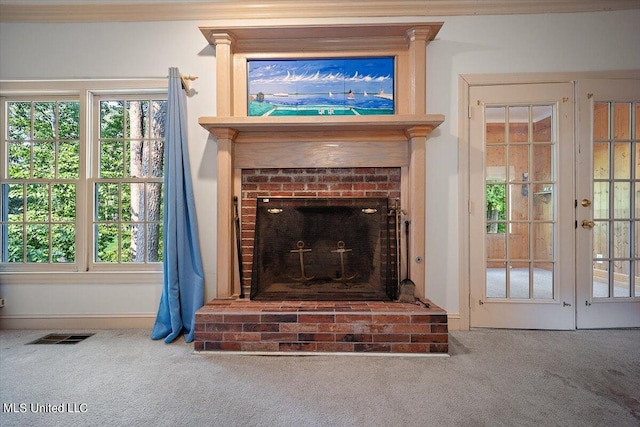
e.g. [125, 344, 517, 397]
[0, 328, 638, 426]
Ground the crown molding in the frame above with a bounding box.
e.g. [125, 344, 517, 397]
[1, 0, 639, 23]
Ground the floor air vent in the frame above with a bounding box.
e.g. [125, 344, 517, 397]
[27, 333, 95, 345]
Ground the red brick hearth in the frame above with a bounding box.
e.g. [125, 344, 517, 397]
[194, 299, 448, 354]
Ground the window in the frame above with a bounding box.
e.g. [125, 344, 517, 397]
[1, 88, 167, 272]
[93, 96, 166, 266]
[2, 99, 80, 264]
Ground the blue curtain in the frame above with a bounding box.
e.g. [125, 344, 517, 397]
[151, 67, 204, 343]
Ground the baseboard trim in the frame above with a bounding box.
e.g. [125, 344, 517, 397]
[447, 313, 462, 331]
[0, 314, 155, 330]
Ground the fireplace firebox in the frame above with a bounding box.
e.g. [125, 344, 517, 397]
[251, 197, 396, 300]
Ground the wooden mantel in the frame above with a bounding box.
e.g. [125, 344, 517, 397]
[199, 115, 444, 139]
[199, 115, 444, 170]
[198, 22, 445, 300]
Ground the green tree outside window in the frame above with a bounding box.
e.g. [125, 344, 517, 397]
[486, 183, 506, 233]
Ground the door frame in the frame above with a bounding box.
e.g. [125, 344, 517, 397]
[458, 70, 640, 330]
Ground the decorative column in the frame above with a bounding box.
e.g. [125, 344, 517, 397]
[208, 32, 236, 117]
[207, 31, 237, 298]
[211, 128, 238, 298]
[405, 126, 436, 299]
[406, 27, 435, 115]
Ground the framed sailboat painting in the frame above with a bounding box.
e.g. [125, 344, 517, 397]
[247, 57, 395, 116]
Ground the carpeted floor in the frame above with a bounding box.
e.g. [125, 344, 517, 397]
[0, 328, 639, 426]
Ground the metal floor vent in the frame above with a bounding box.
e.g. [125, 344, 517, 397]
[27, 333, 95, 345]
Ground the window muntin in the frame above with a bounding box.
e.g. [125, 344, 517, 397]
[484, 104, 557, 299]
[592, 101, 639, 298]
[2, 99, 80, 264]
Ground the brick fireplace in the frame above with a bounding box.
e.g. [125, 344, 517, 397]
[194, 22, 448, 354]
[242, 167, 401, 301]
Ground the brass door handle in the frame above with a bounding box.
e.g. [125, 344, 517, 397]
[581, 220, 595, 229]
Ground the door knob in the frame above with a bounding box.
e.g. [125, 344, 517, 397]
[581, 220, 595, 229]
[581, 199, 591, 207]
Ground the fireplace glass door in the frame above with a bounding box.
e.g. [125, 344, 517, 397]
[250, 197, 394, 300]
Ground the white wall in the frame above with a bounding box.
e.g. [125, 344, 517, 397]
[425, 11, 640, 318]
[1, 10, 639, 328]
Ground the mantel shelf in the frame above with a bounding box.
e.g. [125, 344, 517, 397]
[199, 114, 445, 140]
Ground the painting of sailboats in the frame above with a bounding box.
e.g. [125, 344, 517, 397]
[248, 57, 395, 116]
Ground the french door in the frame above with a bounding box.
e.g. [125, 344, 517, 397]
[469, 78, 640, 329]
[575, 79, 640, 328]
[469, 83, 576, 329]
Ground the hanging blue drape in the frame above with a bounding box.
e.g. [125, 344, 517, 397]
[151, 67, 204, 343]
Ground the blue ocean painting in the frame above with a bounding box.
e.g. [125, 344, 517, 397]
[248, 57, 395, 116]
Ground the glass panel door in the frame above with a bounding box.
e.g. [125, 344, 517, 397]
[576, 79, 640, 328]
[470, 83, 575, 329]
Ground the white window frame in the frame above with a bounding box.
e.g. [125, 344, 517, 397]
[1, 94, 83, 272]
[0, 79, 167, 285]
[89, 93, 167, 272]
